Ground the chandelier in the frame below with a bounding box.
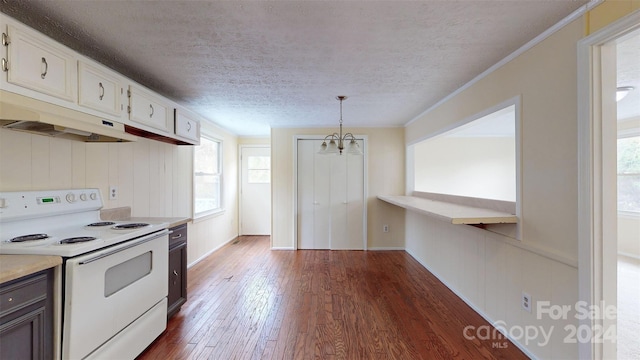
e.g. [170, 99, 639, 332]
[318, 96, 363, 155]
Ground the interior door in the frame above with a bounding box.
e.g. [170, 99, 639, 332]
[297, 138, 365, 250]
[240, 146, 271, 235]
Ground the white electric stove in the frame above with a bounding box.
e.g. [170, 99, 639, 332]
[0, 189, 169, 360]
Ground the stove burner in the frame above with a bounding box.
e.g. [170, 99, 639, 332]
[59, 237, 97, 244]
[8, 234, 49, 242]
[87, 222, 116, 227]
[112, 223, 149, 230]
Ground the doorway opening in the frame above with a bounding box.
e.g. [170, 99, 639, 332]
[239, 146, 271, 236]
[578, 11, 640, 360]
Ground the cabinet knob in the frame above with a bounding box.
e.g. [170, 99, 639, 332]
[173, 270, 179, 276]
[7, 297, 13, 302]
[171, 233, 182, 240]
[149, 104, 154, 118]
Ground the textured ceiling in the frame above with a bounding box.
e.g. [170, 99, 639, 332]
[2, 0, 592, 136]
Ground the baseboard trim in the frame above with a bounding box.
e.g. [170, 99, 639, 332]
[405, 247, 538, 360]
[187, 235, 237, 268]
[271, 247, 295, 250]
[367, 247, 406, 251]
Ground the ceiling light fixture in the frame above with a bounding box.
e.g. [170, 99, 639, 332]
[318, 96, 362, 155]
[616, 86, 635, 102]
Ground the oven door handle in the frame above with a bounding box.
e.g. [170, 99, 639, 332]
[78, 230, 168, 265]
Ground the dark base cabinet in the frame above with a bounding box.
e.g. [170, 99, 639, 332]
[168, 224, 188, 319]
[0, 269, 54, 360]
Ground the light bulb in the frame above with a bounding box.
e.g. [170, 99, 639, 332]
[347, 139, 362, 155]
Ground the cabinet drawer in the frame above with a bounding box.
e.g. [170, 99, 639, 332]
[169, 224, 187, 249]
[0, 272, 47, 317]
[6, 24, 76, 101]
[128, 86, 170, 132]
[78, 61, 123, 116]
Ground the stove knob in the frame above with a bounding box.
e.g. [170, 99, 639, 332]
[66, 193, 76, 203]
[90, 193, 97, 200]
[80, 193, 87, 201]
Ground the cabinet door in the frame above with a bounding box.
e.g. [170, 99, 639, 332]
[174, 109, 200, 144]
[0, 305, 46, 359]
[78, 61, 122, 116]
[0, 269, 53, 360]
[167, 241, 187, 318]
[6, 24, 76, 101]
[128, 86, 170, 132]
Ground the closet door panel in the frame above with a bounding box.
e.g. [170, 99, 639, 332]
[297, 140, 315, 249]
[313, 143, 331, 249]
[330, 153, 348, 249]
[346, 140, 365, 249]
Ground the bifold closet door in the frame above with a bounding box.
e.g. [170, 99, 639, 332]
[297, 139, 364, 250]
[337, 142, 364, 249]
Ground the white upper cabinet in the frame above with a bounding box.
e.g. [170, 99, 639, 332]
[1, 14, 202, 145]
[78, 61, 123, 117]
[5, 24, 76, 101]
[128, 85, 170, 132]
[174, 108, 201, 144]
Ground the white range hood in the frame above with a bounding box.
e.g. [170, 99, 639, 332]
[0, 90, 137, 142]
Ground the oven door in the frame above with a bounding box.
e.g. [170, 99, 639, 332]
[62, 230, 168, 360]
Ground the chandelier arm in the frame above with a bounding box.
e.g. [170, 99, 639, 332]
[323, 134, 339, 141]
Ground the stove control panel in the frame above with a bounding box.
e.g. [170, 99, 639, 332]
[0, 189, 103, 222]
[37, 196, 61, 205]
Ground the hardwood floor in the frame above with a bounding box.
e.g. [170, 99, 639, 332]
[138, 236, 527, 359]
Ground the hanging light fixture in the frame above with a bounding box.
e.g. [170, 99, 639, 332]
[318, 96, 363, 155]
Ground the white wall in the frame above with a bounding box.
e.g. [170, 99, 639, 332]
[187, 121, 239, 266]
[0, 125, 240, 266]
[617, 118, 640, 260]
[404, 16, 585, 359]
[618, 215, 640, 259]
[0, 127, 191, 215]
[271, 127, 406, 250]
[414, 137, 516, 201]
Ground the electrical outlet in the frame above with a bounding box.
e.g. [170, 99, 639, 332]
[522, 291, 532, 313]
[109, 186, 118, 200]
[383, 224, 389, 233]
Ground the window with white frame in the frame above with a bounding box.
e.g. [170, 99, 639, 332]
[194, 136, 222, 217]
[618, 135, 640, 213]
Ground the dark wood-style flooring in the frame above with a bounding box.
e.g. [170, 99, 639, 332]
[138, 236, 527, 359]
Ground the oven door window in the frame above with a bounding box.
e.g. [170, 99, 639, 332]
[105, 251, 152, 297]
